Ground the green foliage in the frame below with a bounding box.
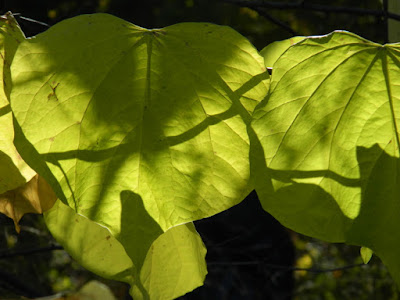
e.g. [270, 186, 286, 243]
[251, 31, 400, 285]
[45, 200, 207, 299]
[0, 11, 399, 299]
[10, 13, 267, 298]
[259, 36, 305, 69]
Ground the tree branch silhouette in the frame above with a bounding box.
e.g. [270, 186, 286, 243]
[0, 244, 63, 259]
[256, 8, 299, 35]
[221, 0, 400, 21]
[208, 260, 366, 273]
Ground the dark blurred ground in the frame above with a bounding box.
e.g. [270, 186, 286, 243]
[181, 191, 295, 300]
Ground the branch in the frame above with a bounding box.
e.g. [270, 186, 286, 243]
[208, 260, 366, 273]
[0, 244, 63, 259]
[383, 0, 389, 43]
[265, 262, 366, 273]
[257, 8, 299, 35]
[221, 0, 400, 21]
[11, 13, 50, 27]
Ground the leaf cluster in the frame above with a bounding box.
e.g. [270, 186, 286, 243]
[0, 11, 399, 299]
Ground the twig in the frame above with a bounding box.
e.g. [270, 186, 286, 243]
[221, 0, 400, 21]
[208, 260, 366, 273]
[10, 13, 50, 27]
[266, 262, 366, 273]
[257, 8, 299, 35]
[383, 0, 389, 43]
[0, 244, 63, 259]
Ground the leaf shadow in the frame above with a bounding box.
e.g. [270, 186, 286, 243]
[11, 19, 271, 296]
[0, 149, 26, 192]
[249, 131, 355, 242]
[251, 135, 400, 282]
[12, 20, 270, 226]
[346, 144, 400, 282]
[119, 190, 163, 299]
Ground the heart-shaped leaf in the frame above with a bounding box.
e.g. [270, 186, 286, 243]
[11, 13, 267, 297]
[251, 31, 400, 284]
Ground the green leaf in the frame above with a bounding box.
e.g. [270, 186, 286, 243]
[44, 199, 134, 283]
[251, 31, 400, 284]
[0, 12, 34, 192]
[11, 13, 267, 297]
[131, 220, 207, 299]
[0, 13, 54, 232]
[360, 247, 373, 264]
[259, 36, 305, 69]
[11, 13, 268, 229]
[45, 199, 207, 299]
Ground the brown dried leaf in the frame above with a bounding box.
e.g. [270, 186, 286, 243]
[0, 175, 57, 232]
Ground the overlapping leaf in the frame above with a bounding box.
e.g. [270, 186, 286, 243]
[45, 200, 207, 299]
[10, 13, 268, 297]
[259, 36, 305, 69]
[0, 13, 32, 191]
[0, 13, 56, 232]
[251, 31, 400, 284]
[11, 13, 268, 230]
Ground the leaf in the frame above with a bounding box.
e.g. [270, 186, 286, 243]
[11, 14, 268, 229]
[133, 220, 207, 300]
[0, 12, 34, 192]
[11, 14, 263, 297]
[44, 199, 207, 299]
[0, 12, 54, 231]
[360, 247, 373, 264]
[1, 174, 56, 232]
[251, 31, 400, 284]
[44, 199, 133, 283]
[259, 36, 305, 69]
[69, 280, 116, 300]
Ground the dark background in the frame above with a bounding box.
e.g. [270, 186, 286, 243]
[0, 1, 398, 299]
[1, 0, 388, 46]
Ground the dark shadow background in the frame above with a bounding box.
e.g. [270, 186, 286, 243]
[1, 0, 387, 46]
[0, 1, 397, 299]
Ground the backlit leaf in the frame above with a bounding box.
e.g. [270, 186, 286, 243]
[0, 12, 32, 191]
[11, 14, 267, 297]
[45, 199, 207, 299]
[259, 36, 305, 69]
[11, 13, 268, 229]
[251, 31, 400, 284]
[0, 13, 55, 231]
